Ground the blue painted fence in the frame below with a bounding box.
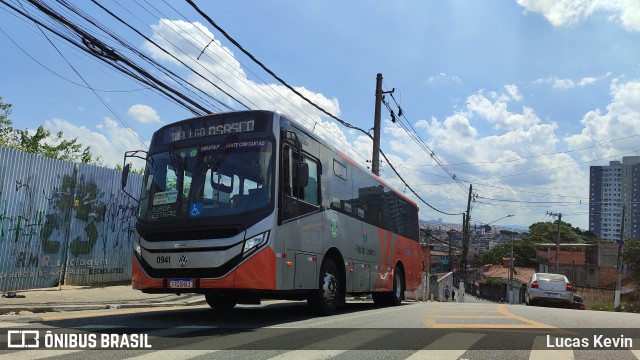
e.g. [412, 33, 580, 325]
[0, 146, 142, 291]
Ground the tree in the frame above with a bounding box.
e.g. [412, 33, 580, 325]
[472, 239, 537, 268]
[0, 96, 17, 148]
[523, 221, 583, 244]
[622, 239, 640, 301]
[0, 96, 101, 165]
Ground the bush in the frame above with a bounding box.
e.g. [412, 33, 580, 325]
[590, 303, 614, 312]
[590, 302, 640, 313]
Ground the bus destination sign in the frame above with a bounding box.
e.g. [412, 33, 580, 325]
[170, 119, 256, 143]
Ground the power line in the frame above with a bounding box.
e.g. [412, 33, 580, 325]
[186, 0, 463, 217]
[0, 26, 147, 93]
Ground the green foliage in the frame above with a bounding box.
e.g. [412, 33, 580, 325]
[590, 302, 640, 313]
[485, 277, 506, 286]
[523, 221, 583, 244]
[623, 239, 640, 294]
[472, 239, 537, 268]
[0, 96, 17, 148]
[0, 96, 101, 165]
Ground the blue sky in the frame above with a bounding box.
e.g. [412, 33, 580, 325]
[1, 0, 639, 230]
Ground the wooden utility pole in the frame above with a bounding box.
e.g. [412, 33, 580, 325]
[460, 184, 473, 283]
[372, 73, 383, 176]
[547, 211, 562, 273]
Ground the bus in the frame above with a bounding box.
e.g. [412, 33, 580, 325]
[121, 110, 421, 315]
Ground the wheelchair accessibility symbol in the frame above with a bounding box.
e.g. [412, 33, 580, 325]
[189, 203, 202, 217]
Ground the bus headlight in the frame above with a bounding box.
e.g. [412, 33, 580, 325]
[134, 242, 141, 256]
[243, 231, 269, 256]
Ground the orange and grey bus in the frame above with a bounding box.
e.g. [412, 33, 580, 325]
[122, 110, 421, 315]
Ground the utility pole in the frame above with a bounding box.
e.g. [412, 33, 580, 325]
[459, 184, 472, 302]
[372, 73, 383, 176]
[547, 211, 562, 273]
[615, 205, 626, 308]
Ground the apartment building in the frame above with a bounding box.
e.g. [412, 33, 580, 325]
[589, 156, 640, 241]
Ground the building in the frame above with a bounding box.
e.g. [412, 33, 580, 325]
[535, 243, 630, 288]
[589, 156, 640, 241]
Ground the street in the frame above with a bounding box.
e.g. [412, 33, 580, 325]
[1, 298, 639, 359]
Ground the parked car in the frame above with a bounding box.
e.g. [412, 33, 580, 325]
[524, 273, 574, 307]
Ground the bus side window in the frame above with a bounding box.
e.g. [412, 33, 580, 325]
[282, 145, 319, 205]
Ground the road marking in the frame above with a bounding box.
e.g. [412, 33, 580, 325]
[631, 338, 640, 358]
[424, 303, 574, 333]
[125, 350, 219, 360]
[0, 350, 82, 360]
[266, 350, 346, 359]
[75, 325, 128, 329]
[494, 304, 556, 329]
[428, 315, 507, 318]
[529, 336, 574, 360]
[269, 302, 416, 328]
[405, 332, 485, 360]
[41, 306, 195, 321]
[0, 321, 29, 329]
[265, 328, 392, 359]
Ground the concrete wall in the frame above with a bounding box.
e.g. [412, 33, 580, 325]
[0, 147, 142, 291]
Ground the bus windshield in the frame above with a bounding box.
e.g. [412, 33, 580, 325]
[138, 138, 274, 221]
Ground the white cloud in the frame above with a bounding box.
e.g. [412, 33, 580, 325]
[144, 19, 348, 154]
[564, 79, 640, 160]
[127, 104, 162, 124]
[427, 72, 461, 84]
[466, 86, 539, 131]
[533, 74, 609, 89]
[43, 117, 148, 168]
[516, 0, 640, 32]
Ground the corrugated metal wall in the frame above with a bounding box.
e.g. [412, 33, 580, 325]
[0, 146, 142, 291]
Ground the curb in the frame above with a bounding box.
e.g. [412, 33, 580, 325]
[0, 298, 208, 315]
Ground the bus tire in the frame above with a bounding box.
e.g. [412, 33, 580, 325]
[372, 265, 404, 306]
[205, 293, 237, 311]
[390, 266, 404, 306]
[308, 257, 341, 316]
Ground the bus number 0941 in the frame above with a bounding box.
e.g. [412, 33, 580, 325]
[156, 256, 170, 264]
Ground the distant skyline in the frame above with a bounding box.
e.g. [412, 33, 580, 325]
[1, 1, 639, 230]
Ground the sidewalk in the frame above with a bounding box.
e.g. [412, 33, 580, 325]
[0, 284, 206, 315]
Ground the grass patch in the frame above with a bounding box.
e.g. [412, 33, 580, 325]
[590, 302, 640, 313]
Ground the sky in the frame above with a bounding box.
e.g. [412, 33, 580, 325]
[1, 0, 639, 230]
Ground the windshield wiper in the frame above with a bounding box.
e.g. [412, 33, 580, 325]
[189, 132, 238, 201]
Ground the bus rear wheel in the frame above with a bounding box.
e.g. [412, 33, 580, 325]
[205, 293, 237, 311]
[308, 257, 342, 316]
[372, 265, 404, 306]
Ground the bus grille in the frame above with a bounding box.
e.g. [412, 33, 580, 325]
[144, 228, 240, 241]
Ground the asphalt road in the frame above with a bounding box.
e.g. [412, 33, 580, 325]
[1, 299, 639, 360]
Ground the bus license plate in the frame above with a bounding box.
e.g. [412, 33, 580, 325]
[169, 279, 193, 288]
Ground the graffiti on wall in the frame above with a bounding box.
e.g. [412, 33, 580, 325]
[0, 148, 142, 291]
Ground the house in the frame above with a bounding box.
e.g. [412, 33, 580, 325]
[476, 258, 536, 303]
[534, 243, 632, 288]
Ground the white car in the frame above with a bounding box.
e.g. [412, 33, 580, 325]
[525, 273, 574, 307]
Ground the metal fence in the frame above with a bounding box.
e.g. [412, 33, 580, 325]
[0, 146, 142, 291]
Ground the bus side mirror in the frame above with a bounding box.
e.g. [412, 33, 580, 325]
[297, 162, 309, 188]
[121, 163, 131, 189]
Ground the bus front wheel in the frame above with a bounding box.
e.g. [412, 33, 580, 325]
[308, 257, 341, 316]
[205, 293, 237, 311]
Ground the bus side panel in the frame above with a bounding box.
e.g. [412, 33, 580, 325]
[372, 228, 393, 291]
[233, 246, 277, 290]
[282, 213, 323, 290]
[131, 253, 163, 290]
[324, 209, 364, 293]
[392, 234, 421, 292]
